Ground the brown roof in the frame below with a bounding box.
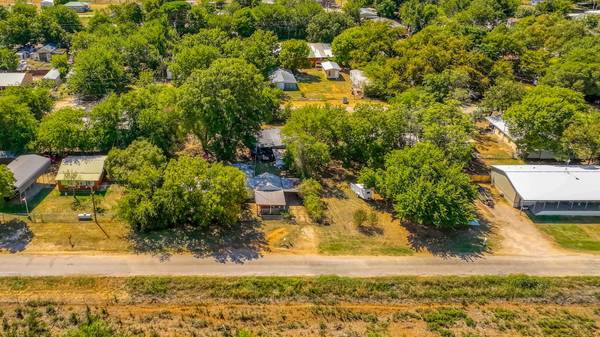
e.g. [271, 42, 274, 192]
[255, 190, 286, 206]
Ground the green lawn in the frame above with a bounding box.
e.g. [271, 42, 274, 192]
[539, 224, 600, 252]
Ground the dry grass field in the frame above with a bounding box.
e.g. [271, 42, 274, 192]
[0, 275, 597, 336]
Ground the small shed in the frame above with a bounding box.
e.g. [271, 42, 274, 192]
[56, 155, 107, 191]
[269, 68, 297, 91]
[7, 154, 51, 199]
[321, 61, 341, 79]
[64, 2, 91, 13]
[308, 43, 333, 66]
[0, 72, 33, 89]
[43, 68, 61, 85]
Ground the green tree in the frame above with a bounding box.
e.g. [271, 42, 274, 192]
[0, 165, 15, 207]
[540, 37, 600, 97]
[0, 48, 18, 70]
[399, 0, 439, 33]
[2, 86, 54, 120]
[504, 85, 589, 155]
[284, 132, 331, 178]
[0, 95, 38, 153]
[105, 139, 166, 189]
[279, 39, 310, 72]
[480, 79, 526, 114]
[179, 58, 279, 160]
[360, 143, 476, 230]
[68, 44, 128, 99]
[0, 4, 39, 46]
[34, 107, 90, 155]
[332, 21, 404, 67]
[562, 112, 600, 163]
[306, 11, 354, 43]
[169, 44, 220, 85]
[51, 53, 70, 78]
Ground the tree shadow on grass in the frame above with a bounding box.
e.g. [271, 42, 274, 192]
[402, 215, 492, 261]
[296, 73, 321, 84]
[0, 220, 33, 253]
[128, 219, 269, 263]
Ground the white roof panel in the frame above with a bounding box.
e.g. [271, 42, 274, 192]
[493, 165, 600, 202]
[321, 61, 341, 71]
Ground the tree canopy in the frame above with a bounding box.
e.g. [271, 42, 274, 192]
[178, 58, 279, 160]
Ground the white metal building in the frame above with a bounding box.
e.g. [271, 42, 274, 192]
[491, 165, 600, 216]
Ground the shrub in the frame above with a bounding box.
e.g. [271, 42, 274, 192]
[353, 209, 367, 227]
[304, 194, 326, 223]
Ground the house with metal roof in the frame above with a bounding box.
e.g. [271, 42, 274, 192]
[55, 155, 107, 191]
[308, 43, 333, 66]
[6, 154, 51, 199]
[491, 165, 600, 216]
[269, 68, 297, 90]
[0, 72, 33, 89]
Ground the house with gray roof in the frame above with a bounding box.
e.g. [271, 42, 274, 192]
[6, 154, 51, 199]
[269, 68, 297, 90]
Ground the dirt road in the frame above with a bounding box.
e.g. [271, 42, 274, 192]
[1, 254, 599, 276]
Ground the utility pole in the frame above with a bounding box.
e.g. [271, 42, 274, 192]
[90, 186, 109, 239]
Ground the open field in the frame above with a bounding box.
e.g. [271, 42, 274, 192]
[0, 276, 597, 336]
[285, 68, 382, 108]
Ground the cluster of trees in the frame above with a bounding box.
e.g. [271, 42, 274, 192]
[57, 0, 357, 98]
[0, 2, 82, 47]
[335, 4, 599, 101]
[503, 85, 600, 161]
[283, 91, 472, 176]
[106, 140, 246, 232]
[282, 92, 475, 229]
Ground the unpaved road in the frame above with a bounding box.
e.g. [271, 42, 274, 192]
[0, 254, 599, 276]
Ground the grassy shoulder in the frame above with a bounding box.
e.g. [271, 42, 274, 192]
[539, 224, 600, 253]
[0, 276, 598, 337]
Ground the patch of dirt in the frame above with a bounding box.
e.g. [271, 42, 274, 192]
[479, 188, 569, 257]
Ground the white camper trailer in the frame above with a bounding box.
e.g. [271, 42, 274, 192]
[350, 183, 373, 200]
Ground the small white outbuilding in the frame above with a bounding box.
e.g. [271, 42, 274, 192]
[321, 61, 341, 79]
